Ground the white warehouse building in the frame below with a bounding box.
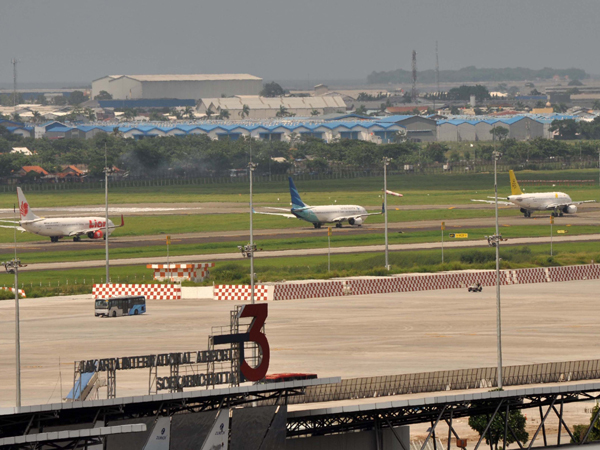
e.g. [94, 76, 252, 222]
[91, 74, 263, 100]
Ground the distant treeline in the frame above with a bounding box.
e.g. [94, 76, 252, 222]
[367, 66, 588, 85]
[1, 124, 600, 182]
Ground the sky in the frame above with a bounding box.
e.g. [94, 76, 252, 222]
[0, 0, 599, 86]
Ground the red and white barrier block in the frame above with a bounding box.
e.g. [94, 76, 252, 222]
[93, 284, 181, 300]
[214, 285, 273, 301]
[1, 287, 26, 298]
[146, 263, 214, 282]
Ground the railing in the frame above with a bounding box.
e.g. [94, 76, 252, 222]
[285, 359, 600, 405]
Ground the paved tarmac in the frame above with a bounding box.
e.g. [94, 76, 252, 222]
[1, 279, 598, 407]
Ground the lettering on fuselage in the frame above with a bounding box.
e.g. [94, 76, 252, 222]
[89, 220, 106, 228]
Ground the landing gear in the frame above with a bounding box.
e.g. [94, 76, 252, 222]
[73, 236, 81, 242]
[313, 223, 323, 229]
[50, 236, 58, 243]
[335, 223, 342, 228]
[523, 211, 532, 218]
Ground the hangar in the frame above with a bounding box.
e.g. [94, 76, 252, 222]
[91, 74, 263, 100]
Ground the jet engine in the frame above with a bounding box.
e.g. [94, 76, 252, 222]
[348, 217, 363, 226]
[563, 204, 577, 214]
[88, 230, 104, 239]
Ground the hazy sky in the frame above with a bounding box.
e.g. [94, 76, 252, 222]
[1, 0, 598, 85]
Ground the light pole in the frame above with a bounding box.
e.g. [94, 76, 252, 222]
[3, 258, 25, 407]
[486, 150, 504, 389]
[383, 157, 391, 270]
[104, 146, 110, 285]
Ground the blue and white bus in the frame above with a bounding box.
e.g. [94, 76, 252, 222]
[95, 296, 146, 317]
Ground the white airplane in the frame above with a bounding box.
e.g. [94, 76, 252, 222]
[0, 187, 124, 242]
[254, 177, 383, 228]
[472, 170, 595, 218]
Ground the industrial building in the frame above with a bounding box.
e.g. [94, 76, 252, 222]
[91, 74, 262, 100]
[378, 115, 438, 142]
[197, 95, 347, 119]
[436, 116, 559, 142]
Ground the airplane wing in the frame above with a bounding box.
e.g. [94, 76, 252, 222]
[471, 199, 514, 206]
[67, 215, 125, 237]
[263, 207, 294, 212]
[253, 209, 297, 219]
[0, 220, 20, 224]
[545, 200, 596, 209]
[0, 225, 26, 232]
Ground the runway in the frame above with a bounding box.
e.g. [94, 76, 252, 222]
[2, 208, 600, 258]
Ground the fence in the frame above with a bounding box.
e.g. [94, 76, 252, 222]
[287, 359, 600, 405]
[3, 160, 599, 192]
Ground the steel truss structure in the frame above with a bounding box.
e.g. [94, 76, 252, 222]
[287, 382, 600, 450]
[0, 378, 339, 450]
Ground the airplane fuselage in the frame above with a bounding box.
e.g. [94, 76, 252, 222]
[507, 192, 572, 211]
[21, 217, 115, 238]
[293, 205, 368, 224]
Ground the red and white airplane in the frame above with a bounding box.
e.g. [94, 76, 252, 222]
[0, 187, 124, 242]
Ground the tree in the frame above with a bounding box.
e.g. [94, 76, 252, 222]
[276, 105, 291, 118]
[490, 126, 509, 141]
[122, 109, 138, 121]
[217, 109, 230, 120]
[183, 106, 195, 119]
[205, 109, 214, 119]
[170, 109, 183, 120]
[149, 111, 165, 121]
[530, 89, 542, 96]
[423, 142, 449, 163]
[68, 90, 88, 105]
[36, 94, 48, 106]
[11, 113, 21, 123]
[568, 79, 584, 86]
[94, 90, 113, 100]
[549, 119, 579, 139]
[447, 85, 490, 102]
[450, 105, 460, 115]
[31, 111, 43, 123]
[260, 82, 285, 97]
[534, 100, 546, 108]
[592, 100, 600, 110]
[468, 399, 528, 450]
[53, 96, 67, 106]
[571, 404, 600, 443]
[310, 109, 320, 116]
[553, 103, 568, 113]
[239, 104, 250, 119]
[355, 105, 368, 115]
[85, 108, 96, 121]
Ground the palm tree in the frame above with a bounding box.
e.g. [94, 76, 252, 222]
[217, 109, 230, 120]
[276, 105, 290, 117]
[123, 109, 137, 121]
[238, 104, 250, 119]
[183, 106, 195, 119]
[85, 108, 96, 121]
[11, 112, 21, 122]
[310, 109, 320, 116]
[170, 109, 183, 120]
[32, 111, 43, 123]
[205, 109, 214, 119]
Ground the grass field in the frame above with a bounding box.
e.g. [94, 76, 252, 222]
[2, 242, 599, 298]
[0, 170, 598, 208]
[1, 224, 598, 265]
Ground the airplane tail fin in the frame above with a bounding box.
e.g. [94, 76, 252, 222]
[288, 177, 306, 208]
[16, 187, 39, 221]
[509, 170, 523, 195]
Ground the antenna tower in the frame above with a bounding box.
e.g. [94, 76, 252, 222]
[11, 58, 18, 111]
[411, 50, 417, 103]
[435, 41, 440, 96]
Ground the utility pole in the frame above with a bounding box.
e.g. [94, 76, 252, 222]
[11, 58, 18, 111]
[383, 157, 391, 270]
[411, 50, 418, 104]
[550, 215, 554, 256]
[487, 150, 504, 389]
[441, 221, 445, 264]
[327, 227, 331, 272]
[248, 142, 256, 305]
[3, 258, 25, 407]
[434, 41, 440, 112]
[104, 146, 110, 285]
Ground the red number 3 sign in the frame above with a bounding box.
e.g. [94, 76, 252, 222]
[212, 304, 270, 382]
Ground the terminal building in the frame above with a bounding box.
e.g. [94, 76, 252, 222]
[91, 74, 263, 100]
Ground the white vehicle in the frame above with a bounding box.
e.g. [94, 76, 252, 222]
[0, 187, 124, 242]
[472, 170, 595, 218]
[254, 177, 383, 229]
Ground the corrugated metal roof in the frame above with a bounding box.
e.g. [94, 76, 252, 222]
[122, 74, 262, 82]
[202, 96, 346, 110]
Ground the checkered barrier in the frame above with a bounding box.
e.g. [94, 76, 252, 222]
[268, 264, 600, 301]
[147, 263, 214, 282]
[92, 284, 181, 300]
[214, 285, 271, 301]
[273, 281, 345, 301]
[1, 287, 26, 298]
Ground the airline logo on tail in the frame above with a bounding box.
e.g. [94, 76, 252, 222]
[20, 201, 28, 218]
[509, 170, 523, 196]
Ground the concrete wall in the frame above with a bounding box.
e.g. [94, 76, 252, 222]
[399, 117, 437, 142]
[509, 117, 545, 140]
[437, 123, 458, 142]
[475, 122, 494, 141]
[287, 426, 409, 450]
[457, 123, 476, 141]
